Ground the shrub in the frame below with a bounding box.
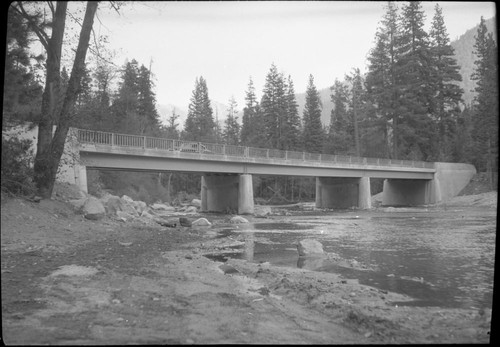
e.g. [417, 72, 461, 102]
[1, 136, 36, 196]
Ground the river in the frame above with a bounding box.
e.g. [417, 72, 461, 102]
[209, 205, 496, 311]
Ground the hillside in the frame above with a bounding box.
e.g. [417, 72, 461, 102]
[451, 16, 496, 107]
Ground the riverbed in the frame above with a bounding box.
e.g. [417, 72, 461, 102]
[208, 205, 496, 311]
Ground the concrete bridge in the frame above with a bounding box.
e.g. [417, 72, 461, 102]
[60, 128, 475, 214]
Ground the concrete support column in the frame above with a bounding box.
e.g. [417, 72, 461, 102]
[238, 174, 254, 214]
[358, 176, 372, 209]
[201, 174, 254, 214]
[316, 177, 370, 209]
[75, 165, 88, 194]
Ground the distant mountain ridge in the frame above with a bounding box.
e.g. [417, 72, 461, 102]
[157, 17, 496, 129]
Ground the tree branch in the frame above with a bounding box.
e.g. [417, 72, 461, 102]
[15, 2, 50, 50]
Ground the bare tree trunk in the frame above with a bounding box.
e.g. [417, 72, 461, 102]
[34, 1, 99, 198]
[32, 2, 67, 198]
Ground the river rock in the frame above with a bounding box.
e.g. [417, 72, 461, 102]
[83, 197, 106, 220]
[132, 200, 147, 214]
[116, 210, 135, 222]
[151, 203, 175, 212]
[192, 218, 212, 227]
[179, 217, 192, 227]
[230, 216, 249, 224]
[191, 199, 202, 208]
[100, 194, 122, 214]
[254, 205, 272, 217]
[68, 198, 87, 211]
[185, 206, 198, 213]
[297, 239, 324, 256]
[121, 195, 134, 203]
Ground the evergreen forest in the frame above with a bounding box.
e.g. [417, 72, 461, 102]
[2, 1, 498, 204]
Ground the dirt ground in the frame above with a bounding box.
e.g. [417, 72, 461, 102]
[1, 187, 496, 344]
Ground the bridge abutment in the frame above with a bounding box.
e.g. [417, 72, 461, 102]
[201, 174, 254, 214]
[315, 177, 371, 209]
[381, 162, 476, 206]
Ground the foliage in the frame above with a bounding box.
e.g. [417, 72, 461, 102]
[302, 74, 324, 153]
[3, 4, 44, 126]
[240, 77, 266, 146]
[1, 136, 36, 196]
[183, 76, 216, 142]
[470, 16, 498, 178]
[223, 96, 240, 145]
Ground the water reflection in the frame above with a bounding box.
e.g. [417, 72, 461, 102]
[211, 208, 496, 310]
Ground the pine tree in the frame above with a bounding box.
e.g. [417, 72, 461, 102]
[325, 79, 351, 154]
[395, 0, 434, 160]
[223, 96, 241, 145]
[184, 76, 216, 142]
[302, 74, 324, 153]
[345, 68, 367, 156]
[260, 63, 288, 149]
[136, 65, 160, 135]
[365, 1, 400, 158]
[428, 4, 464, 161]
[240, 77, 266, 147]
[109, 60, 159, 136]
[283, 75, 302, 151]
[470, 16, 498, 180]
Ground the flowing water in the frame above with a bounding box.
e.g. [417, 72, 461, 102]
[209, 206, 496, 310]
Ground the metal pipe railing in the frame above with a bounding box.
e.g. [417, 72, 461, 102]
[76, 129, 434, 169]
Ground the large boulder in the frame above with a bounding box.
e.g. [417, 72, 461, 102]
[68, 198, 87, 212]
[83, 196, 106, 220]
[100, 194, 138, 217]
[297, 239, 324, 256]
[100, 194, 122, 215]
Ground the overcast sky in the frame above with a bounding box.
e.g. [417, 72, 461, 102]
[94, 1, 496, 110]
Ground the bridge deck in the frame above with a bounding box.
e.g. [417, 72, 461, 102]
[76, 129, 436, 179]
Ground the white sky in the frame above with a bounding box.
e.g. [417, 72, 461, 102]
[93, 1, 496, 109]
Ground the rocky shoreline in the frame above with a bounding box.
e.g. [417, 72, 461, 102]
[1, 182, 495, 344]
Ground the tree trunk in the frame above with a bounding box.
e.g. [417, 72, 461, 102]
[34, 1, 99, 198]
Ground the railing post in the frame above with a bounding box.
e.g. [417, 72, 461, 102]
[111, 133, 115, 146]
[302, 152, 305, 161]
[245, 146, 249, 158]
[222, 144, 226, 156]
[266, 149, 269, 158]
[198, 142, 202, 153]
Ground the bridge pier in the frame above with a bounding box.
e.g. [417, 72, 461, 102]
[315, 177, 371, 209]
[381, 179, 437, 206]
[201, 174, 254, 214]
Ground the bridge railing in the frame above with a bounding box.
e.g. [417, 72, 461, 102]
[76, 129, 435, 169]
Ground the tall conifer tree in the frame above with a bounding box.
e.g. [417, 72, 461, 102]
[184, 76, 216, 142]
[471, 16, 498, 178]
[429, 4, 464, 161]
[302, 75, 324, 153]
[223, 96, 240, 145]
[395, 1, 434, 160]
